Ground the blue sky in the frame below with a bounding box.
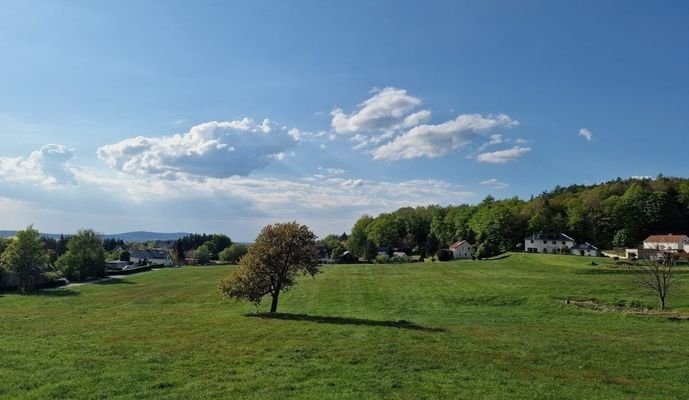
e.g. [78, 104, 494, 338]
[1, 0, 688, 240]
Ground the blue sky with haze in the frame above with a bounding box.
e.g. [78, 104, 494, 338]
[1, 1, 688, 240]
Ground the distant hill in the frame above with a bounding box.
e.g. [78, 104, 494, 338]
[0, 230, 190, 243]
[103, 231, 191, 242]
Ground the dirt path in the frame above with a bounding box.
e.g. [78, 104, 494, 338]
[66, 269, 161, 287]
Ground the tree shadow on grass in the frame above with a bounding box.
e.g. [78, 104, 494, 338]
[8, 288, 81, 297]
[245, 312, 445, 332]
[93, 277, 135, 285]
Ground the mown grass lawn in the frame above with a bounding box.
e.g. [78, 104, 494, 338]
[1, 253, 688, 399]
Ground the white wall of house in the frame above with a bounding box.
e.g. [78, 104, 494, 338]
[451, 243, 475, 259]
[525, 238, 575, 254]
[643, 236, 689, 251]
[150, 257, 173, 266]
[572, 248, 599, 257]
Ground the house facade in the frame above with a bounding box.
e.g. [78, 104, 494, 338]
[570, 242, 600, 257]
[524, 233, 576, 254]
[642, 234, 689, 252]
[449, 240, 475, 259]
[130, 249, 173, 266]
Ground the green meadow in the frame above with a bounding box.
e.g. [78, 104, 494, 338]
[1, 253, 688, 399]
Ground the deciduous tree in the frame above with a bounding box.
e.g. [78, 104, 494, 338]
[219, 222, 319, 313]
[219, 243, 248, 264]
[56, 229, 106, 281]
[634, 253, 677, 310]
[0, 226, 48, 291]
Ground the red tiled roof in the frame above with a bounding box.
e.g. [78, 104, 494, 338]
[643, 234, 689, 243]
[449, 240, 469, 249]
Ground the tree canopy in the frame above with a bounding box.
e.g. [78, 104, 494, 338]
[335, 176, 689, 259]
[219, 222, 320, 313]
[0, 226, 48, 291]
[56, 229, 106, 281]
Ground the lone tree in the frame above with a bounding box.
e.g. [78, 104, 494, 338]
[0, 225, 48, 292]
[634, 252, 678, 310]
[219, 222, 320, 313]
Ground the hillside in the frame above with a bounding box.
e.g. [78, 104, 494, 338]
[1, 254, 688, 399]
[342, 176, 689, 260]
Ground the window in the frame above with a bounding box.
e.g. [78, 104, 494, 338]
[530, 240, 534, 243]
[552, 241, 556, 245]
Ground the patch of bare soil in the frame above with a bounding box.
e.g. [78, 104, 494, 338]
[561, 299, 689, 321]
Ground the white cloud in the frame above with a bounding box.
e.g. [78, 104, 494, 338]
[476, 146, 531, 164]
[0, 160, 477, 239]
[477, 133, 505, 151]
[331, 87, 423, 134]
[480, 178, 509, 189]
[578, 128, 593, 141]
[317, 167, 346, 176]
[333, 87, 521, 161]
[97, 118, 296, 179]
[0, 144, 76, 185]
[341, 178, 364, 188]
[372, 114, 517, 160]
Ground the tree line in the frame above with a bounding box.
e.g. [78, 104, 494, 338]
[0, 228, 244, 291]
[334, 176, 689, 260]
[171, 233, 247, 264]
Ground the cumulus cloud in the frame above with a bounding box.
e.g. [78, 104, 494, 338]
[0, 158, 478, 238]
[578, 128, 593, 141]
[372, 114, 517, 160]
[331, 87, 424, 134]
[477, 133, 507, 151]
[0, 144, 76, 185]
[480, 178, 509, 189]
[97, 118, 296, 179]
[333, 87, 521, 161]
[476, 146, 531, 164]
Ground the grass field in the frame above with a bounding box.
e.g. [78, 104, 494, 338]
[1, 253, 688, 399]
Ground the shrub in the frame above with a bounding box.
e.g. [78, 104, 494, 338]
[436, 249, 453, 262]
[375, 254, 390, 264]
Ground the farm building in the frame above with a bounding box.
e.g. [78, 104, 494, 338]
[570, 242, 600, 257]
[130, 249, 173, 266]
[449, 240, 475, 259]
[524, 233, 576, 254]
[642, 234, 689, 252]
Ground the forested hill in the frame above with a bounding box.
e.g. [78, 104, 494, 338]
[342, 177, 689, 259]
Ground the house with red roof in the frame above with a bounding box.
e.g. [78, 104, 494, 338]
[642, 234, 689, 253]
[449, 240, 475, 259]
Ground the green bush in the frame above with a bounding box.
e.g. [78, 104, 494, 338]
[436, 249, 453, 262]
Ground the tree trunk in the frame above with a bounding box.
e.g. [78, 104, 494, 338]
[660, 296, 666, 311]
[270, 292, 279, 313]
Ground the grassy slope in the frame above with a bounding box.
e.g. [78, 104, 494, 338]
[1, 254, 688, 399]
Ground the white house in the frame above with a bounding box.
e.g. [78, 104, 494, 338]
[570, 242, 600, 257]
[524, 233, 576, 254]
[642, 234, 689, 252]
[449, 240, 475, 259]
[130, 249, 173, 266]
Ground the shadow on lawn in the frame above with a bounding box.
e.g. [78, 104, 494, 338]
[15, 288, 81, 297]
[246, 312, 445, 332]
[93, 277, 135, 285]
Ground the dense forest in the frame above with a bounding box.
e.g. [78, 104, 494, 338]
[334, 176, 689, 260]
